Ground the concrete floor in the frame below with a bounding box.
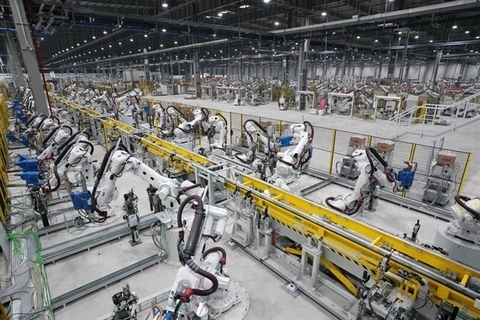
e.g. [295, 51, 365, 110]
[5, 94, 479, 319]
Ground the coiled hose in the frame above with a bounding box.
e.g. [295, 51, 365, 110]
[176, 195, 219, 298]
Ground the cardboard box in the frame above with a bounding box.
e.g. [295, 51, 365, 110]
[437, 151, 456, 165]
[276, 123, 290, 132]
[260, 120, 272, 129]
[349, 135, 366, 146]
[376, 140, 395, 153]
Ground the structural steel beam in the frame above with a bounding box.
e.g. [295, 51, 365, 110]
[35, 0, 272, 36]
[9, 0, 49, 115]
[270, 0, 480, 35]
[66, 38, 229, 68]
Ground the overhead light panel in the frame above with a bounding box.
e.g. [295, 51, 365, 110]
[162, 28, 166, 32]
[218, 12, 223, 16]
[375, 39, 378, 42]
[162, 1, 168, 8]
[356, 36, 360, 39]
[477, 36, 480, 39]
[452, 25, 457, 29]
[429, 40, 433, 42]
[92, 36, 96, 39]
[263, 0, 271, 3]
[414, 35, 419, 39]
[130, 38, 134, 42]
[321, 12, 327, 16]
[465, 30, 470, 34]
[274, 21, 279, 25]
[144, 34, 148, 38]
[239, 4, 250, 8]
[103, 30, 107, 34]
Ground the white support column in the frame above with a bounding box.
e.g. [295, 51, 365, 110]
[8, 0, 49, 115]
[5, 32, 26, 87]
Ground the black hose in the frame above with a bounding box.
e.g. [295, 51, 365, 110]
[91, 143, 128, 218]
[455, 195, 480, 220]
[177, 194, 204, 257]
[57, 132, 79, 152]
[42, 126, 60, 147]
[202, 247, 227, 264]
[368, 147, 388, 168]
[182, 183, 201, 193]
[303, 121, 315, 140]
[325, 196, 362, 216]
[368, 147, 396, 183]
[200, 107, 209, 121]
[244, 119, 267, 134]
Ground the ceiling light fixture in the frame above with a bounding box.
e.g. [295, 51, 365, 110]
[414, 35, 419, 39]
[477, 36, 480, 39]
[274, 21, 279, 25]
[162, 28, 166, 32]
[356, 36, 360, 39]
[218, 12, 223, 17]
[130, 38, 134, 42]
[239, 4, 250, 8]
[375, 39, 378, 42]
[162, 1, 168, 8]
[429, 40, 433, 42]
[144, 34, 148, 38]
[452, 25, 457, 29]
[465, 30, 470, 34]
[263, 0, 271, 3]
[103, 30, 107, 34]
[321, 12, 327, 16]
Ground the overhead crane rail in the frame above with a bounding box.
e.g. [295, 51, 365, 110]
[52, 96, 480, 319]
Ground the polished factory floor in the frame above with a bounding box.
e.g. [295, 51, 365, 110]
[6, 94, 480, 319]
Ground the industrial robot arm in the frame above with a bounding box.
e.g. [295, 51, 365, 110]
[276, 121, 314, 176]
[37, 125, 73, 160]
[174, 107, 209, 137]
[94, 150, 181, 211]
[207, 114, 228, 151]
[325, 148, 396, 215]
[234, 119, 275, 164]
[161, 195, 241, 320]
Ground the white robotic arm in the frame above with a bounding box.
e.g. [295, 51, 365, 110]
[38, 126, 72, 160]
[174, 108, 208, 139]
[95, 150, 181, 210]
[162, 195, 242, 320]
[325, 149, 395, 215]
[207, 115, 227, 151]
[48, 138, 96, 189]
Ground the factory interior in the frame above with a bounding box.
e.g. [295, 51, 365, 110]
[1, 0, 480, 319]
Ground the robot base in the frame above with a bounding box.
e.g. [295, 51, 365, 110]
[211, 280, 250, 320]
[129, 238, 143, 247]
[434, 225, 480, 270]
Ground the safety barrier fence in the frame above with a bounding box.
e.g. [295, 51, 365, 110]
[139, 99, 473, 206]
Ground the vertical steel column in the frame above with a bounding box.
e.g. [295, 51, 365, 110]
[192, 52, 201, 98]
[5, 33, 26, 87]
[8, 0, 49, 115]
[144, 48, 150, 83]
[431, 49, 442, 82]
[341, 53, 347, 81]
[397, 30, 410, 88]
[386, 51, 396, 84]
[297, 16, 310, 111]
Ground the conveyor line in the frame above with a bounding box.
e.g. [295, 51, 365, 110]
[51, 254, 160, 311]
[55, 95, 480, 318]
[42, 214, 157, 264]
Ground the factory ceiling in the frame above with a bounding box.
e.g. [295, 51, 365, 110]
[0, 0, 480, 71]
